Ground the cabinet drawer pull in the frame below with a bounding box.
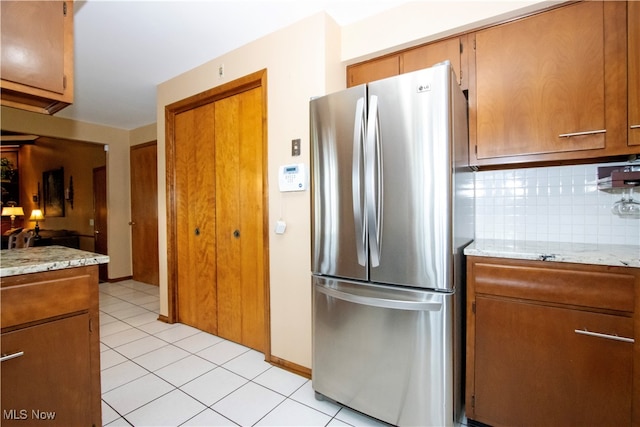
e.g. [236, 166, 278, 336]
[574, 328, 634, 343]
[558, 129, 606, 138]
[630, 124, 640, 130]
[0, 351, 24, 362]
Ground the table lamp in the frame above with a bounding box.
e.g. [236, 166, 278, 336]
[29, 209, 45, 239]
[1, 206, 24, 229]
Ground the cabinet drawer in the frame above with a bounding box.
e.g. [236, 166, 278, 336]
[472, 260, 635, 313]
[1, 273, 91, 329]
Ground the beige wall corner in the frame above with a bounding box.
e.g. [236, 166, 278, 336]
[341, 0, 556, 63]
[130, 123, 157, 146]
[1, 106, 133, 280]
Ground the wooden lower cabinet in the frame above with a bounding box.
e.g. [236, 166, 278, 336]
[466, 257, 639, 427]
[0, 266, 101, 426]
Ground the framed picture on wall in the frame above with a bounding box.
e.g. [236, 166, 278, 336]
[43, 167, 65, 217]
[1, 149, 20, 207]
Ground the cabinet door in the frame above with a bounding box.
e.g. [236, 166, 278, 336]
[0, 1, 73, 114]
[472, 296, 633, 427]
[472, 1, 626, 164]
[347, 55, 399, 87]
[629, 1, 640, 146]
[1, 314, 92, 426]
[402, 37, 465, 89]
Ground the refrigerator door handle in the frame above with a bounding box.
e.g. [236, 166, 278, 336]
[316, 282, 442, 312]
[352, 97, 367, 266]
[366, 95, 383, 267]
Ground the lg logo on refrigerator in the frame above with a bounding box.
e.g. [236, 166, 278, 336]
[417, 83, 432, 93]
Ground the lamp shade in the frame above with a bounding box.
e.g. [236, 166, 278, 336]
[30, 209, 45, 221]
[1, 206, 24, 217]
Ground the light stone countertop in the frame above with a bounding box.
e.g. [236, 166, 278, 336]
[465, 239, 640, 268]
[0, 246, 109, 278]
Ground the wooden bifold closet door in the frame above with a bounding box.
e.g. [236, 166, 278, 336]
[172, 81, 266, 353]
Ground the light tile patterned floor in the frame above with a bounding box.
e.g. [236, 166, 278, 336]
[99, 280, 391, 426]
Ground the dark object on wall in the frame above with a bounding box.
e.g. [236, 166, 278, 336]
[43, 167, 65, 217]
[0, 150, 19, 207]
[66, 175, 74, 209]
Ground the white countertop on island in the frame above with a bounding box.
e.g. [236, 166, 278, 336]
[0, 246, 109, 277]
[465, 239, 640, 268]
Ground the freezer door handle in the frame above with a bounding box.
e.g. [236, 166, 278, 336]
[352, 97, 367, 267]
[365, 95, 383, 267]
[316, 283, 442, 312]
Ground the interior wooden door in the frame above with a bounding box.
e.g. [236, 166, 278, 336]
[92, 166, 108, 281]
[130, 142, 159, 286]
[174, 103, 218, 335]
[214, 86, 265, 352]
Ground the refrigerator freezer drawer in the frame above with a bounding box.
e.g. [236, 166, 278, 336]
[312, 277, 456, 426]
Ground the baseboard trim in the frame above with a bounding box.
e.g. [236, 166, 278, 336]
[107, 275, 133, 283]
[157, 314, 170, 323]
[267, 355, 311, 379]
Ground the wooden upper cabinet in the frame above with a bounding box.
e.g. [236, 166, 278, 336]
[402, 36, 467, 90]
[347, 37, 467, 89]
[347, 55, 400, 88]
[0, 0, 74, 115]
[470, 1, 629, 166]
[629, 1, 640, 146]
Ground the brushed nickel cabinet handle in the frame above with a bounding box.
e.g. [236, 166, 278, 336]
[574, 328, 634, 343]
[630, 124, 640, 129]
[558, 129, 606, 138]
[1, 351, 24, 362]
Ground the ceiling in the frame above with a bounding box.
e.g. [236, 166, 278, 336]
[53, 0, 408, 131]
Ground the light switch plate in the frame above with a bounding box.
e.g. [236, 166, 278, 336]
[291, 139, 301, 156]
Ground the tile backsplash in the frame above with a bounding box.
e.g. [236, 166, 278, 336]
[475, 161, 640, 246]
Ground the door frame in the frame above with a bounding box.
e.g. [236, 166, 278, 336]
[93, 166, 108, 281]
[164, 69, 271, 359]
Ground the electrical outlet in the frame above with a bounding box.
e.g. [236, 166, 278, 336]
[218, 64, 224, 78]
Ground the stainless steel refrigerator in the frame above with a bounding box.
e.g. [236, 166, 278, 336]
[310, 61, 474, 426]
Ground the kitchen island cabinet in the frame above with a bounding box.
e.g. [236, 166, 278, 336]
[0, 247, 108, 427]
[0, 0, 74, 114]
[469, 1, 629, 167]
[464, 244, 640, 427]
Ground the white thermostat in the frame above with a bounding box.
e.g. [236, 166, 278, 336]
[278, 163, 308, 192]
